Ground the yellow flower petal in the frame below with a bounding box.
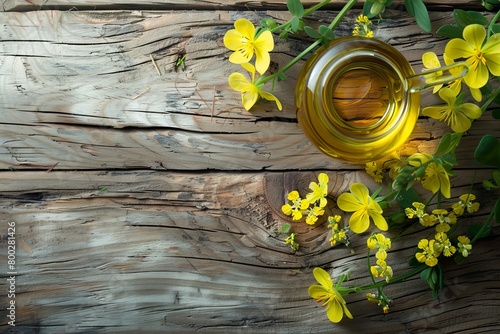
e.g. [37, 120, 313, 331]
[223, 29, 246, 51]
[439, 87, 456, 106]
[484, 34, 500, 76]
[463, 24, 485, 51]
[241, 88, 259, 110]
[255, 30, 274, 52]
[464, 58, 489, 89]
[234, 18, 255, 40]
[370, 211, 388, 231]
[422, 106, 447, 119]
[337, 193, 361, 212]
[228, 72, 252, 92]
[259, 90, 283, 110]
[349, 208, 371, 233]
[349, 183, 370, 203]
[308, 284, 328, 299]
[313, 267, 333, 289]
[254, 46, 271, 75]
[422, 52, 441, 69]
[326, 299, 344, 323]
[445, 39, 475, 59]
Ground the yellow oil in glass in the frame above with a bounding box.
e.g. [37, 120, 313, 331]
[296, 37, 420, 163]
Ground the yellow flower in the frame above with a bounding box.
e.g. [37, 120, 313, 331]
[405, 202, 436, 227]
[445, 24, 500, 89]
[421, 161, 451, 199]
[422, 52, 444, 93]
[452, 193, 480, 215]
[281, 190, 309, 220]
[432, 209, 457, 233]
[308, 267, 353, 323]
[415, 239, 440, 267]
[285, 232, 299, 251]
[337, 183, 388, 234]
[306, 173, 329, 208]
[352, 15, 373, 38]
[367, 233, 392, 251]
[457, 235, 472, 257]
[422, 87, 482, 133]
[305, 205, 325, 225]
[223, 18, 274, 75]
[435, 232, 456, 257]
[365, 161, 383, 183]
[228, 63, 282, 111]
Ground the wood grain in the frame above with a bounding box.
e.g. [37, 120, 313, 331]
[1, 10, 498, 171]
[1, 2, 500, 333]
[1, 170, 499, 333]
[1, 0, 485, 12]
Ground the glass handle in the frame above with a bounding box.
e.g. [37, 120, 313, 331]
[407, 62, 469, 93]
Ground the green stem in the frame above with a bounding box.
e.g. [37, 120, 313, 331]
[481, 84, 500, 112]
[351, 263, 427, 293]
[488, 10, 500, 38]
[261, 0, 359, 84]
[269, 0, 333, 34]
[470, 209, 494, 244]
[327, 0, 358, 31]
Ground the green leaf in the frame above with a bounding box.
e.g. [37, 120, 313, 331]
[414, 0, 432, 32]
[396, 187, 421, 210]
[362, 1, 375, 18]
[407, 0, 431, 32]
[474, 134, 500, 168]
[436, 24, 463, 39]
[304, 26, 320, 39]
[491, 24, 500, 34]
[435, 132, 461, 155]
[281, 223, 292, 234]
[405, 0, 415, 16]
[291, 16, 300, 32]
[466, 11, 489, 26]
[453, 10, 488, 30]
[492, 110, 500, 119]
[494, 197, 500, 225]
[287, 0, 304, 18]
[469, 223, 492, 240]
[421, 267, 432, 281]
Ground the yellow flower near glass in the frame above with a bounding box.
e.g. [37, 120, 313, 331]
[308, 267, 353, 323]
[228, 63, 282, 111]
[224, 19, 282, 111]
[223, 18, 274, 75]
[422, 87, 482, 133]
[337, 183, 388, 233]
[408, 153, 452, 198]
[445, 24, 500, 89]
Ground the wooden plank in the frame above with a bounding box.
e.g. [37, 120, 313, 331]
[1, 0, 484, 13]
[1, 9, 498, 171]
[1, 170, 499, 332]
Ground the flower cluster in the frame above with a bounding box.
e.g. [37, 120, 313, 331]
[406, 197, 478, 267]
[352, 14, 374, 38]
[224, 18, 282, 110]
[328, 215, 350, 246]
[421, 23, 500, 133]
[224, 0, 500, 326]
[367, 233, 393, 282]
[281, 173, 329, 225]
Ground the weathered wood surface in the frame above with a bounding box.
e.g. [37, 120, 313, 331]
[1, 170, 499, 333]
[1, 0, 485, 12]
[1, 2, 500, 334]
[1, 9, 499, 170]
